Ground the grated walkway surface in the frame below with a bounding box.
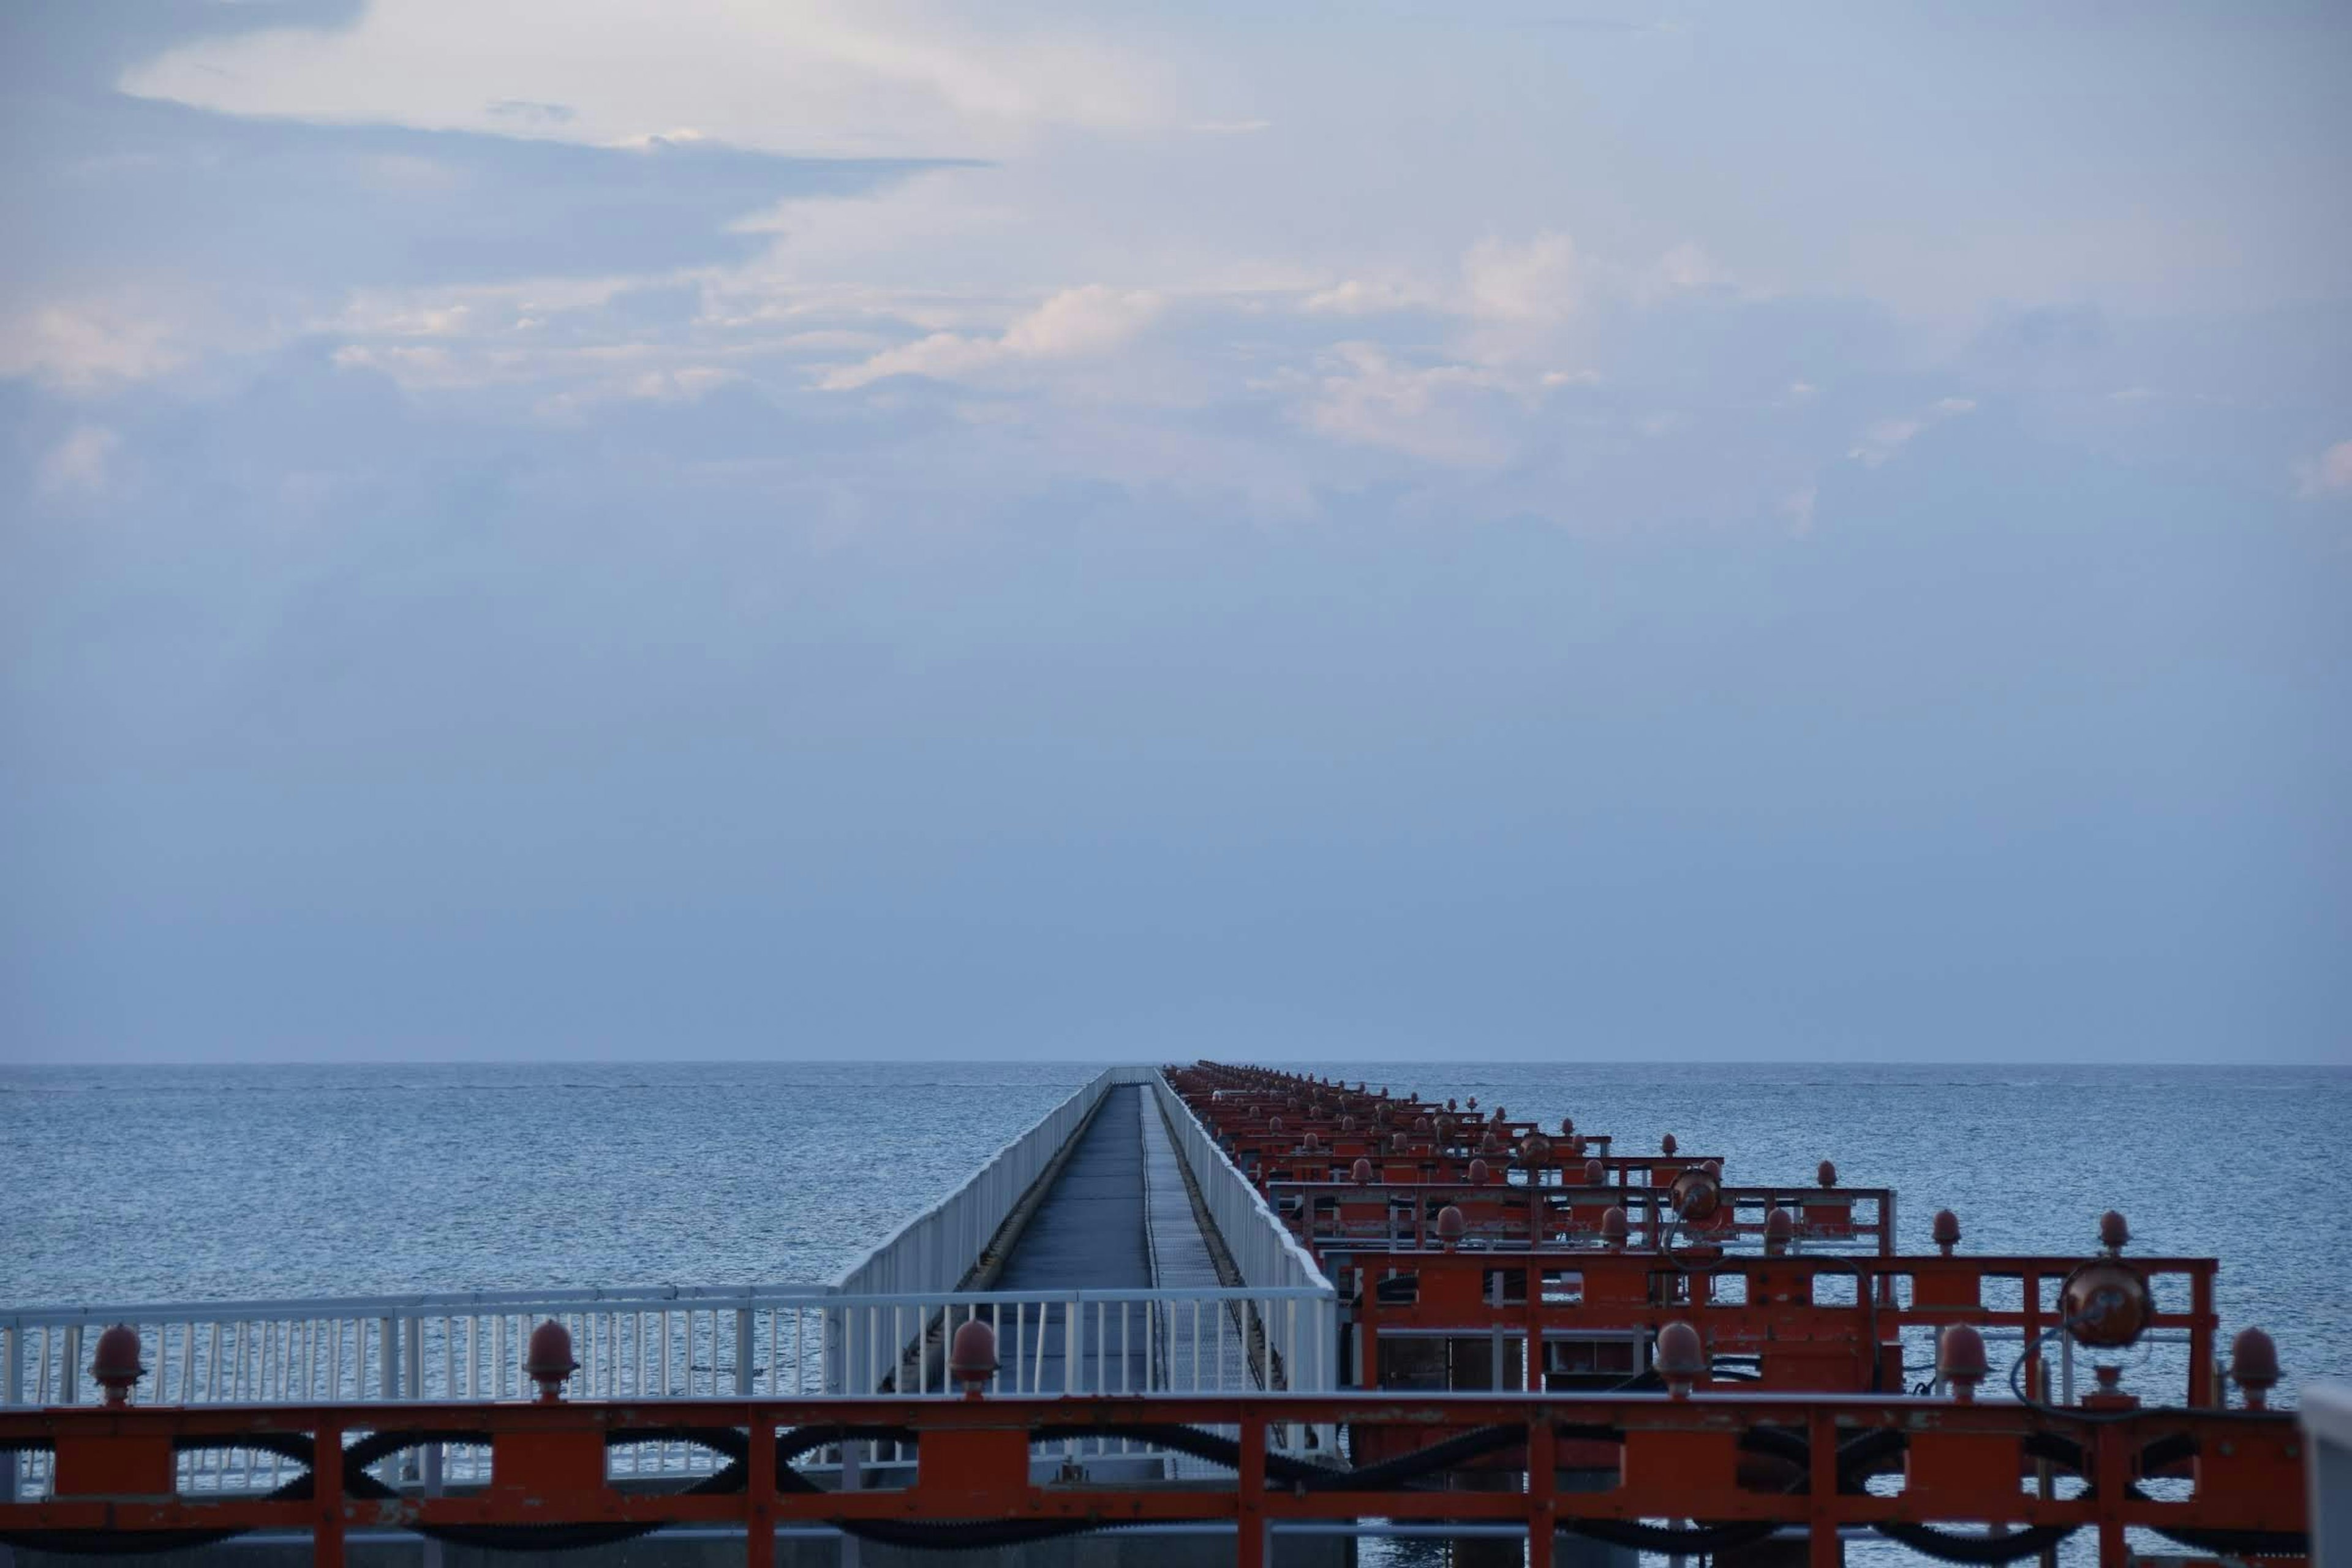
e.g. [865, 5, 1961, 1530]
[992, 1084, 1153, 1393]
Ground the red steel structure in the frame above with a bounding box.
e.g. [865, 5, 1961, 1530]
[2, 1060, 2309, 1565]
[0, 1388, 2306, 1567]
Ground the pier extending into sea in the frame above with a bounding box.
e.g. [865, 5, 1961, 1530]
[1, 1063, 2333, 1567]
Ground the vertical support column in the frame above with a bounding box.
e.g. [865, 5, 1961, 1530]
[314, 1412, 346, 1568]
[1, 1325, 19, 1506]
[379, 1316, 398, 1405]
[1238, 1412, 1268, 1568]
[2092, 1423, 2128, 1567]
[840, 1436, 863, 1568]
[745, 1411, 776, 1568]
[736, 1310, 755, 1396]
[1527, 1409, 1557, 1568]
[1806, 1407, 1841, 1568]
[2188, 1268, 2218, 1408]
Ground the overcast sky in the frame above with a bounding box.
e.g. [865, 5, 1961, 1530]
[2, 1, 2346, 1063]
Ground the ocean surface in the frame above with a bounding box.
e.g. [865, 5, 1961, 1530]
[5, 1061, 2348, 1401]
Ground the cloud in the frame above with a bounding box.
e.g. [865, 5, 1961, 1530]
[0, 300, 190, 390]
[1301, 279, 1428, 317]
[118, 0, 1169, 157]
[2295, 439, 2352, 499]
[486, 99, 577, 125]
[38, 424, 122, 497]
[1298, 343, 1512, 467]
[1188, 119, 1272, 135]
[820, 285, 1162, 390]
[1638, 241, 1733, 304]
[1849, 394, 1977, 466]
[1461, 232, 1581, 325]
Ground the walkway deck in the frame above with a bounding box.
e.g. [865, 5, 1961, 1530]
[991, 1084, 1235, 1395]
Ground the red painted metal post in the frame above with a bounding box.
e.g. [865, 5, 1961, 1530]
[1526, 1408, 1556, 1568]
[313, 1412, 345, 1568]
[2190, 1265, 2218, 1407]
[2092, 1420, 2128, 1566]
[747, 1414, 776, 1568]
[1238, 1412, 1267, 1568]
[1806, 1406, 1840, 1568]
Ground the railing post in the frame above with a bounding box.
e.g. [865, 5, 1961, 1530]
[379, 1316, 397, 1404]
[747, 1411, 776, 1568]
[1238, 1411, 1268, 1568]
[1, 1324, 18, 1504]
[735, 1309, 755, 1396]
[313, 1411, 347, 1568]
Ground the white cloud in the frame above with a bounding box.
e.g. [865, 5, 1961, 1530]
[2294, 439, 2352, 499]
[1638, 241, 1732, 304]
[119, 0, 1169, 157]
[1299, 343, 1512, 467]
[0, 300, 189, 390]
[39, 425, 121, 497]
[1300, 278, 1428, 318]
[821, 285, 1161, 390]
[1461, 232, 1581, 325]
[1849, 394, 1977, 466]
[1188, 119, 1272, 135]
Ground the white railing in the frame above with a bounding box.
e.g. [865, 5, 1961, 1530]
[0, 1283, 1330, 1496]
[832, 1066, 1160, 1299]
[1, 1066, 1346, 1497]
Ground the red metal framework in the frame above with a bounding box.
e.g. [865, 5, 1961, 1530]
[0, 1390, 2307, 1568]
[1335, 1246, 2222, 1401]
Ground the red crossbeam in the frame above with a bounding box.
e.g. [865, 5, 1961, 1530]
[0, 1392, 2307, 1568]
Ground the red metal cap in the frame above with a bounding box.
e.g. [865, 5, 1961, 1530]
[1479, 1131, 1500, 1155]
[1655, 1321, 1705, 1394]
[1447, 1099, 1458, 1111]
[1937, 1325, 1989, 1400]
[1466, 1097, 1478, 1110]
[526, 1320, 578, 1402]
[1302, 1131, 1320, 1151]
[1559, 1116, 1575, 1136]
[1468, 1158, 1490, 1185]
[1414, 1116, 1431, 1135]
[91, 1324, 144, 1406]
[951, 1319, 998, 1395]
[1352, 1158, 1374, 1185]
[2229, 1327, 2279, 1408]
[1817, 1159, 1838, 1189]
[1660, 1133, 1677, 1156]
[1763, 1207, 1795, 1254]
[2098, 1210, 2130, 1253]
[1583, 1158, 1606, 1186]
[1436, 1205, 1467, 1247]
[1268, 1115, 1284, 1133]
[1600, 1205, 1629, 1250]
[1932, 1209, 1962, 1254]
[1520, 1134, 1551, 1166]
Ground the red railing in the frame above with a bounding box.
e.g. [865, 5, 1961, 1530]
[0, 1390, 2305, 1568]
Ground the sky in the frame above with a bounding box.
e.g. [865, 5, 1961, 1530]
[1, 1, 2346, 1065]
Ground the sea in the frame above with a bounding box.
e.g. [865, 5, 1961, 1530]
[6, 1060, 2348, 1400]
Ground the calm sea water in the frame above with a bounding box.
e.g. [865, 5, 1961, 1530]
[4, 1061, 2346, 1401]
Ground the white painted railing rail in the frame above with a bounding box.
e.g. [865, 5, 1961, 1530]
[832, 1066, 1161, 1300]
